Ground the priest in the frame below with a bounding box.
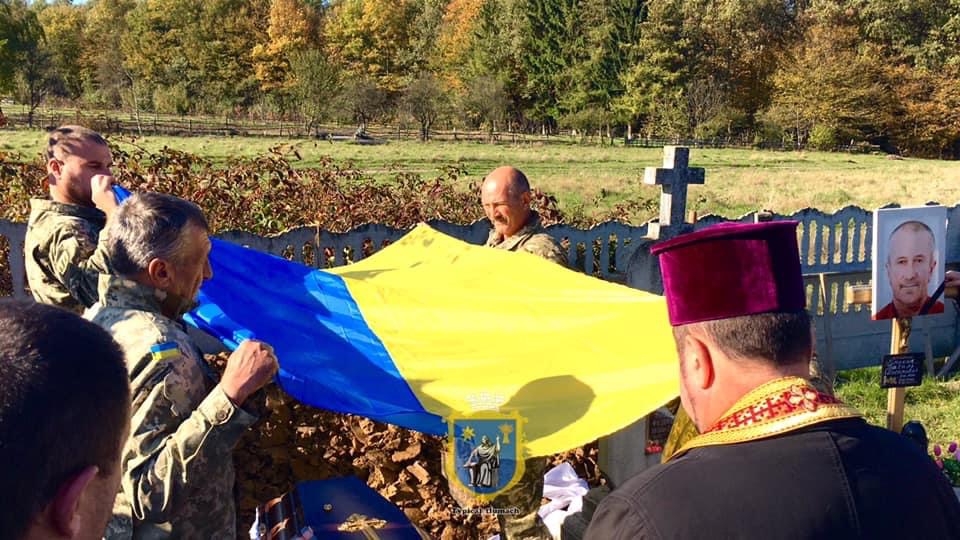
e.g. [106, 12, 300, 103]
[586, 221, 960, 539]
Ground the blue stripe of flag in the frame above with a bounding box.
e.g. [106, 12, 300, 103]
[189, 237, 444, 435]
[149, 342, 178, 354]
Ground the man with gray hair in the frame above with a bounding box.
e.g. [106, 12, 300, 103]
[91, 192, 279, 539]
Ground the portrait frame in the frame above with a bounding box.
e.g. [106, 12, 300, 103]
[871, 206, 947, 320]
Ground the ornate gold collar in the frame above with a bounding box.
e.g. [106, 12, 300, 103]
[668, 377, 862, 461]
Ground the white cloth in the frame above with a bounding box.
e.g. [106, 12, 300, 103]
[488, 462, 590, 540]
[249, 507, 314, 540]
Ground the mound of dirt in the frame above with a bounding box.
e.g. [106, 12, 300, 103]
[205, 354, 602, 539]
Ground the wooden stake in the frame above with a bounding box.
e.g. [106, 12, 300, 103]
[818, 274, 836, 386]
[886, 317, 911, 432]
[844, 284, 913, 433]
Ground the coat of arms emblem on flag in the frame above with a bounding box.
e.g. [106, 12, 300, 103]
[445, 410, 526, 502]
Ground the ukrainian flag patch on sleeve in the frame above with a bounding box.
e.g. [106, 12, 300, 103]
[150, 342, 181, 362]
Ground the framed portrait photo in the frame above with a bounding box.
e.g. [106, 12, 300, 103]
[871, 206, 948, 320]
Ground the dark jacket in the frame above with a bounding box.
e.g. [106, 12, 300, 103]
[586, 418, 960, 539]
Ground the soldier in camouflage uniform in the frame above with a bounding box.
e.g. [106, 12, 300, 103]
[482, 166, 565, 266]
[90, 192, 278, 539]
[484, 211, 565, 266]
[449, 166, 564, 539]
[25, 125, 119, 313]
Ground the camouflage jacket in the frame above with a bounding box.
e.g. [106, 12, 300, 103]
[91, 275, 257, 540]
[485, 212, 566, 266]
[25, 198, 111, 312]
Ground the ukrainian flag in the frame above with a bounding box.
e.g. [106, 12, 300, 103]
[115, 187, 680, 456]
[150, 342, 180, 362]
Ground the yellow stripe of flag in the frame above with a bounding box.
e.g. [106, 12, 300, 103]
[331, 224, 679, 457]
[150, 343, 181, 362]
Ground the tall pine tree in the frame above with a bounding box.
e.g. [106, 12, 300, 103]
[560, 0, 646, 136]
[521, 0, 578, 128]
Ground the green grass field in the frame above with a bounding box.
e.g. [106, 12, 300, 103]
[836, 367, 960, 448]
[5, 127, 960, 222]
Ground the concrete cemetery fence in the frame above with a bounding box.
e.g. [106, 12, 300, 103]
[2, 205, 958, 370]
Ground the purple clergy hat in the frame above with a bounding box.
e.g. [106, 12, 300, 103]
[650, 221, 806, 326]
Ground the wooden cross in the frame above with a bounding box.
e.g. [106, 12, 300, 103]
[338, 513, 387, 536]
[644, 146, 705, 239]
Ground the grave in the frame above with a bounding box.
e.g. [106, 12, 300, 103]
[561, 146, 705, 538]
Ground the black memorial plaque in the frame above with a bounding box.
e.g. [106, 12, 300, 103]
[880, 353, 924, 388]
[647, 410, 674, 446]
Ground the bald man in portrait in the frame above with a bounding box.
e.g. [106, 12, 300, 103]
[875, 220, 944, 320]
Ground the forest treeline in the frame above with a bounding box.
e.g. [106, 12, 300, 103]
[2, 0, 959, 156]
